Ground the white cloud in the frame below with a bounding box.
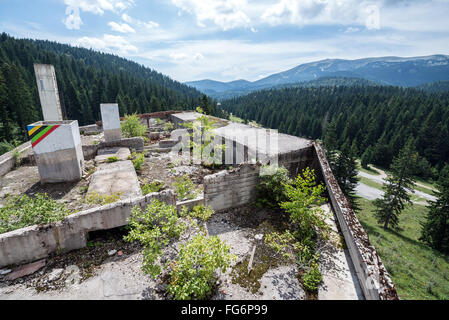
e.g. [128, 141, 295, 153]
[144, 21, 160, 29]
[120, 13, 160, 29]
[76, 34, 138, 55]
[108, 21, 136, 33]
[122, 13, 133, 23]
[171, 0, 253, 31]
[345, 27, 360, 33]
[169, 53, 189, 60]
[261, 0, 373, 27]
[63, 0, 134, 29]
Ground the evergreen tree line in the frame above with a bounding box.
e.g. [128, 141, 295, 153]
[222, 85, 449, 179]
[0, 33, 222, 150]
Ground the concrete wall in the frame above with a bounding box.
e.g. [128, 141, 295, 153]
[100, 104, 122, 142]
[79, 124, 102, 135]
[0, 190, 176, 268]
[204, 163, 260, 211]
[312, 142, 398, 300]
[27, 120, 84, 183]
[0, 142, 33, 177]
[34, 64, 63, 121]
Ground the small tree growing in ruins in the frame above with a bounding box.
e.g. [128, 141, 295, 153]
[182, 107, 225, 166]
[121, 113, 147, 138]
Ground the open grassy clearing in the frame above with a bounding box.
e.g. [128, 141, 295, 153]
[356, 197, 449, 300]
[356, 161, 381, 176]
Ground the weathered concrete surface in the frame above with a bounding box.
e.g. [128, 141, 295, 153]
[0, 191, 176, 268]
[258, 266, 305, 300]
[0, 253, 157, 300]
[0, 142, 33, 177]
[88, 160, 142, 199]
[28, 120, 84, 183]
[34, 64, 63, 121]
[35, 146, 84, 184]
[94, 147, 131, 164]
[318, 204, 364, 300]
[313, 142, 398, 300]
[176, 196, 205, 213]
[100, 104, 122, 142]
[204, 163, 260, 211]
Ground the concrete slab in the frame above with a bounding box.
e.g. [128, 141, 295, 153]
[259, 266, 305, 300]
[318, 204, 364, 300]
[95, 147, 131, 164]
[214, 122, 311, 158]
[0, 253, 157, 300]
[88, 160, 142, 199]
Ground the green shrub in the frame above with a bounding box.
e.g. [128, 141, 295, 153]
[124, 199, 186, 277]
[163, 122, 174, 131]
[280, 167, 328, 241]
[265, 230, 299, 260]
[129, 152, 145, 171]
[121, 113, 147, 138]
[167, 234, 234, 300]
[84, 191, 122, 205]
[182, 204, 214, 222]
[174, 175, 198, 200]
[302, 262, 322, 292]
[256, 165, 292, 208]
[141, 181, 164, 195]
[106, 156, 119, 163]
[279, 167, 327, 293]
[0, 194, 72, 234]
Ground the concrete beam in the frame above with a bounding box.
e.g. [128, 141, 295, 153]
[100, 104, 122, 142]
[33, 64, 63, 121]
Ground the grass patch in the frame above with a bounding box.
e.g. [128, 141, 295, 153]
[229, 113, 244, 123]
[356, 197, 449, 300]
[106, 156, 119, 163]
[0, 194, 72, 234]
[356, 161, 381, 176]
[141, 180, 164, 195]
[84, 191, 123, 205]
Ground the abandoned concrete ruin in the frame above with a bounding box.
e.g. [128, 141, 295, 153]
[0, 64, 398, 300]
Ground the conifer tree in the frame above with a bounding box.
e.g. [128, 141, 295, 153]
[373, 140, 417, 229]
[333, 141, 360, 211]
[420, 165, 449, 253]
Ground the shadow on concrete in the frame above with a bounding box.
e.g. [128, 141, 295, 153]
[25, 181, 80, 200]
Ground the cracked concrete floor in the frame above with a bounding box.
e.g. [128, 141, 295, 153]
[0, 204, 363, 300]
[0, 252, 158, 300]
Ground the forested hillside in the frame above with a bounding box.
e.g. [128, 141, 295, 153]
[0, 33, 219, 148]
[222, 86, 449, 178]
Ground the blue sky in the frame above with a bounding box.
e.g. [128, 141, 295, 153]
[1, 0, 449, 82]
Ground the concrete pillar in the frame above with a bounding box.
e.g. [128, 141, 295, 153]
[27, 120, 85, 183]
[33, 64, 63, 121]
[100, 104, 122, 142]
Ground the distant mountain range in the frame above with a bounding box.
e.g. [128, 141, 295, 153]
[186, 55, 449, 99]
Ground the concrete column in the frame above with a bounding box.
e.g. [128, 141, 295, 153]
[27, 120, 85, 183]
[100, 104, 122, 142]
[34, 64, 63, 121]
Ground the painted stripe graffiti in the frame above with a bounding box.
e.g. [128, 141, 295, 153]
[27, 125, 60, 148]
